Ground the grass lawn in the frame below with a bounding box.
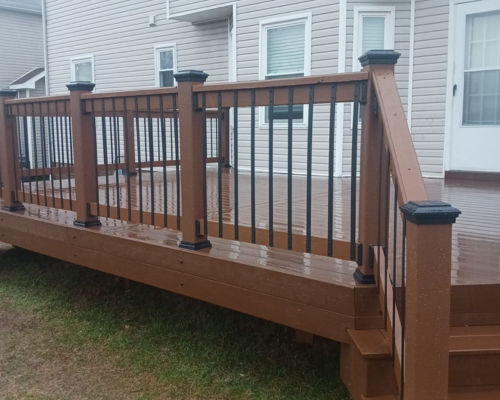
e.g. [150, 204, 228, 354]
[0, 245, 351, 400]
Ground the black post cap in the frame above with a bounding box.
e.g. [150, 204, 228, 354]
[0, 89, 18, 97]
[359, 50, 401, 67]
[174, 70, 209, 83]
[400, 201, 461, 225]
[66, 81, 96, 91]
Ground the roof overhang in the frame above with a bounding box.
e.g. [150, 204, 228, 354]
[10, 68, 45, 90]
[169, 3, 233, 24]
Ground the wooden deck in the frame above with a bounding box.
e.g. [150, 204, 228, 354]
[20, 167, 500, 286]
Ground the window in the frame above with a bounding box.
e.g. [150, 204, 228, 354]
[463, 11, 500, 126]
[155, 45, 176, 88]
[353, 7, 395, 72]
[352, 7, 395, 123]
[70, 55, 94, 82]
[260, 14, 311, 126]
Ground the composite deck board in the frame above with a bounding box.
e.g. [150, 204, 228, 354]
[19, 167, 500, 285]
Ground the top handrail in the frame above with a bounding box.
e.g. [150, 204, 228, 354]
[193, 71, 369, 93]
[372, 68, 428, 205]
[5, 94, 70, 105]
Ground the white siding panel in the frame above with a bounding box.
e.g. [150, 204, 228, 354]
[0, 9, 44, 88]
[411, 0, 449, 177]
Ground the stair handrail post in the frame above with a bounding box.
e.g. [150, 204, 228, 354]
[67, 82, 101, 227]
[174, 70, 211, 250]
[355, 50, 400, 284]
[0, 89, 25, 211]
[400, 201, 460, 400]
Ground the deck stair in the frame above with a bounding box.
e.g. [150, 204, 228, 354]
[345, 326, 500, 400]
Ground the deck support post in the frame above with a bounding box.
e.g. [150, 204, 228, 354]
[221, 108, 231, 167]
[0, 89, 25, 211]
[124, 113, 137, 175]
[67, 82, 101, 228]
[400, 201, 460, 400]
[355, 50, 400, 284]
[175, 70, 211, 250]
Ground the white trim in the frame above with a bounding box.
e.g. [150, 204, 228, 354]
[9, 69, 45, 90]
[230, 3, 237, 83]
[443, 0, 457, 173]
[335, 0, 347, 177]
[70, 54, 95, 83]
[167, 1, 234, 24]
[154, 43, 177, 87]
[42, 0, 49, 96]
[407, 0, 415, 130]
[258, 13, 312, 129]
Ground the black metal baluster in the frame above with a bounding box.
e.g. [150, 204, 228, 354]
[234, 90, 239, 240]
[287, 88, 293, 250]
[135, 97, 143, 223]
[327, 84, 337, 257]
[123, 98, 132, 222]
[63, 103, 72, 210]
[217, 92, 223, 238]
[31, 103, 40, 205]
[202, 94, 208, 236]
[112, 98, 120, 219]
[55, 107, 64, 209]
[269, 89, 274, 247]
[210, 118, 214, 158]
[377, 125, 384, 292]
[17, 105, 26, 202]
[157, 117, 160, 162]
[350, 83, 360, 261]
[39, 108, 47, 206]
[392, 180, 398, 364]
[306, 86, 314, 254]
[147, 96, 155, 226]
[384, 152, 391, 331]
[160, 96, 167, 227]
[15, 113, 24, 202]
[250, 89, 256, 244]
[173, 94, 181, 230]
[101, 99, 110, 218]
[143, 117, 148, 164]
[27, 106, 34, 204]
[169, 118, 173, 161]
[69, 113, 74, 165]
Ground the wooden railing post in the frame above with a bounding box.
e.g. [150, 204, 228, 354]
[67, 82, 101, 227]
[400, 201, 460, 400]
[221, 108, 231, 167]
[174, 70, 211, 250]
[0, 89, 24, 211]
[124, 113, 137, 175]
[355, 50, 401, 284]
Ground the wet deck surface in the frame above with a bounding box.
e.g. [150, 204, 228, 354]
[19, 167, 500, 285]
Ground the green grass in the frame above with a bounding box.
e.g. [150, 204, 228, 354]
[0, 247, 351, 399]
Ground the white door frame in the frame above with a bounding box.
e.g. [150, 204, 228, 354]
[444, 0, 500, 173]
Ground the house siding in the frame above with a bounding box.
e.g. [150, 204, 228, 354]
[0, 8, 44, 88]
[411, 0, 449, 178]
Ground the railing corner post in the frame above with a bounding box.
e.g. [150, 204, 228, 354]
[355, 50, 401, 284]
[0, 89, 24, 211]
[67, 81, 101, 228]
[400, 200, 460, 400]
[174, 70, 212, 250]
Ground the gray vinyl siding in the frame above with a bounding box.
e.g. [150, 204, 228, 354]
[236, 0, 340, 176]
[411, 0, 449, 178]
[342, 0, 411, 176]
[45, 0, 229, 94]
[0, 8, 44, 88]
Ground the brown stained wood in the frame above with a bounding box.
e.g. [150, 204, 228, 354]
[372, 69, 427, 205]
[295, 330, 314, 345]
[198, 81, 360, 109]
[0, 202, 357, 342]
[448, 390, 500, 400]
[446, 170, 500, 183]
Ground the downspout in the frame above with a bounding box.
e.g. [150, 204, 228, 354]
[407, 0, 415, 130]
[335, 0, 347, 177]
[41, 0, 49, 95]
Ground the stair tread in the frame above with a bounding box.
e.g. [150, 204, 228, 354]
[350, 326, 500, 359]
[448, 389, 500, 399]
[361, 396, 397, 400]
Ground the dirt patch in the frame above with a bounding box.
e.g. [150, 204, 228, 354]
[0, 302, 173, 400]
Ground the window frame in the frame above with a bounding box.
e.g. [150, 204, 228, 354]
[258, 13, 312, 129]
[70, 54, 95, 83]
[154, 43, 177, 88]
[352, 7, 395, 126]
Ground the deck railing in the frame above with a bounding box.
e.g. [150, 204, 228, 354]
[0, 51, 459, 400]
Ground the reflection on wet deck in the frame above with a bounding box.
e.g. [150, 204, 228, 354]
[21, 167, 500, 285]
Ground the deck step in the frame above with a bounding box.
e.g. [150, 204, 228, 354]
[449, 387, 500, 399]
